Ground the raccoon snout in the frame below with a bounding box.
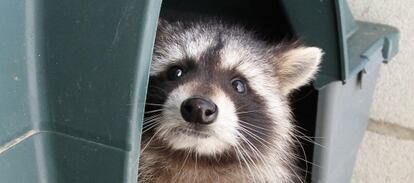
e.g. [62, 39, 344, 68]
[180, 97, 218, 125]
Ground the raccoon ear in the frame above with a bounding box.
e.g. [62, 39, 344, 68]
[275, 46, 323, 95]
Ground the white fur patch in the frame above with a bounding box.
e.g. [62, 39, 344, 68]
[220, 40, 246, 69]
[150, 29, 215, 76]
[150, 43, 185, 76]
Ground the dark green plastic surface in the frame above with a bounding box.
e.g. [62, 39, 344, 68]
[280, 0, 399, 88]
[0, 0, 161, 182]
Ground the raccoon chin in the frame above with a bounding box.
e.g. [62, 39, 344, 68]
[159, 126, 232, 155]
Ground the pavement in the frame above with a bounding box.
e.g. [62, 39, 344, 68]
[351, 119, 414, 183]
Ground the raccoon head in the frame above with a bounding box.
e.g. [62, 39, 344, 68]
[143, 20, 322, 158]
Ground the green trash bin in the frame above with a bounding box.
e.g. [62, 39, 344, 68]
[0, 0, 162, 182]
[0, 0, 399, 183]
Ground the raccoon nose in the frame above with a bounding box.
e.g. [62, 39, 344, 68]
[180, 97, 218, 125]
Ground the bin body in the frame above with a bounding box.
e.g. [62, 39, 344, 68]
[312, 51, 383, 183]
[0, 0, 161, 182]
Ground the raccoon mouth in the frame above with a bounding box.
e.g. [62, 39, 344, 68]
[174, 127, 211, 138]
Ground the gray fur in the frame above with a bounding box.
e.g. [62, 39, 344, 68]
[139, 20, 322, 183]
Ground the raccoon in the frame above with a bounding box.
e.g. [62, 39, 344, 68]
[138, 20, 322, 183]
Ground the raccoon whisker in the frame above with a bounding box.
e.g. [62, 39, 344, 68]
[237, 132, 274, 180]
[144, 102, 166, 107]
[143, 118, 159, 128]
[218, 115, 274, 147]
[143, 117, 161, 125]
[291, 154, 322, 169]
[292, 129, 326, 149]
[238, 129, 271, 155]
[142, 123, 160, 132]
[236, 132, 265, 176]
[142, 122, 159, 131]
[278, 157, 305, 183]
[234, 143, 257, 183]
[238, 124, 273, 147]
[144, 109, 165, 114]
[142, 120, 161, 134]
[237, 128, 276, 177]
[143, 145, 165, 149]
[292, 135, 309, 182]
[236, 108, 282, 115]
[293, 125, 325, 139]
[143, 117, 160, 124]
[137, 101, 163, 105]
[142, 122, 160, 134]
[219, 115, 274, 136]
[292, 127, 325, 140]
[142, 120, 159, 129]
[292, 124, 309, 132]
[143, 118, 160, 125]
[280, 152, 306, 183]
[143, 115, 161, 122]
[238, 121, 275, 139]
[295, 134, 325, 140]
[233, 146, 247, 183]
[240, 127, 299, 182]
[235, 103, 252, 111]
[144, 114, 159, 119]
[304, 136, 324, 139]
[141, 128, 162, 153]
[235, 110, 266, 115]
[295, 135, 326, 149]
[193, 151, 198, 183]
[275, 139, 320, 175]
[289, 133, 326, 152]
[172, 150, 191, 183]
[238, 120, 275, 133]
[237, 137, 266, 183]
[240, 151, 262, 183]
[161, 114, 180, 122]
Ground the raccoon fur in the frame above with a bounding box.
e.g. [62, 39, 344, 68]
[138, 19, 322, 183]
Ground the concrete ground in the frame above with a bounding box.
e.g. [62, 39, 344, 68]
[351, 119, 414, 183]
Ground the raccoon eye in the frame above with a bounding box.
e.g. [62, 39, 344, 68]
[167, 66, 184, 80]
[231, 78, 246, 94]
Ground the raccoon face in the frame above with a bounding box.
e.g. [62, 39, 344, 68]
[143, 20, 322, 157]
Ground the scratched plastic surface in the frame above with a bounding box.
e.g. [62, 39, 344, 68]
[0, 0, 161, 182]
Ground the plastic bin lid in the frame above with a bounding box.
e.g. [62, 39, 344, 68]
[280, 0, 399, 89]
